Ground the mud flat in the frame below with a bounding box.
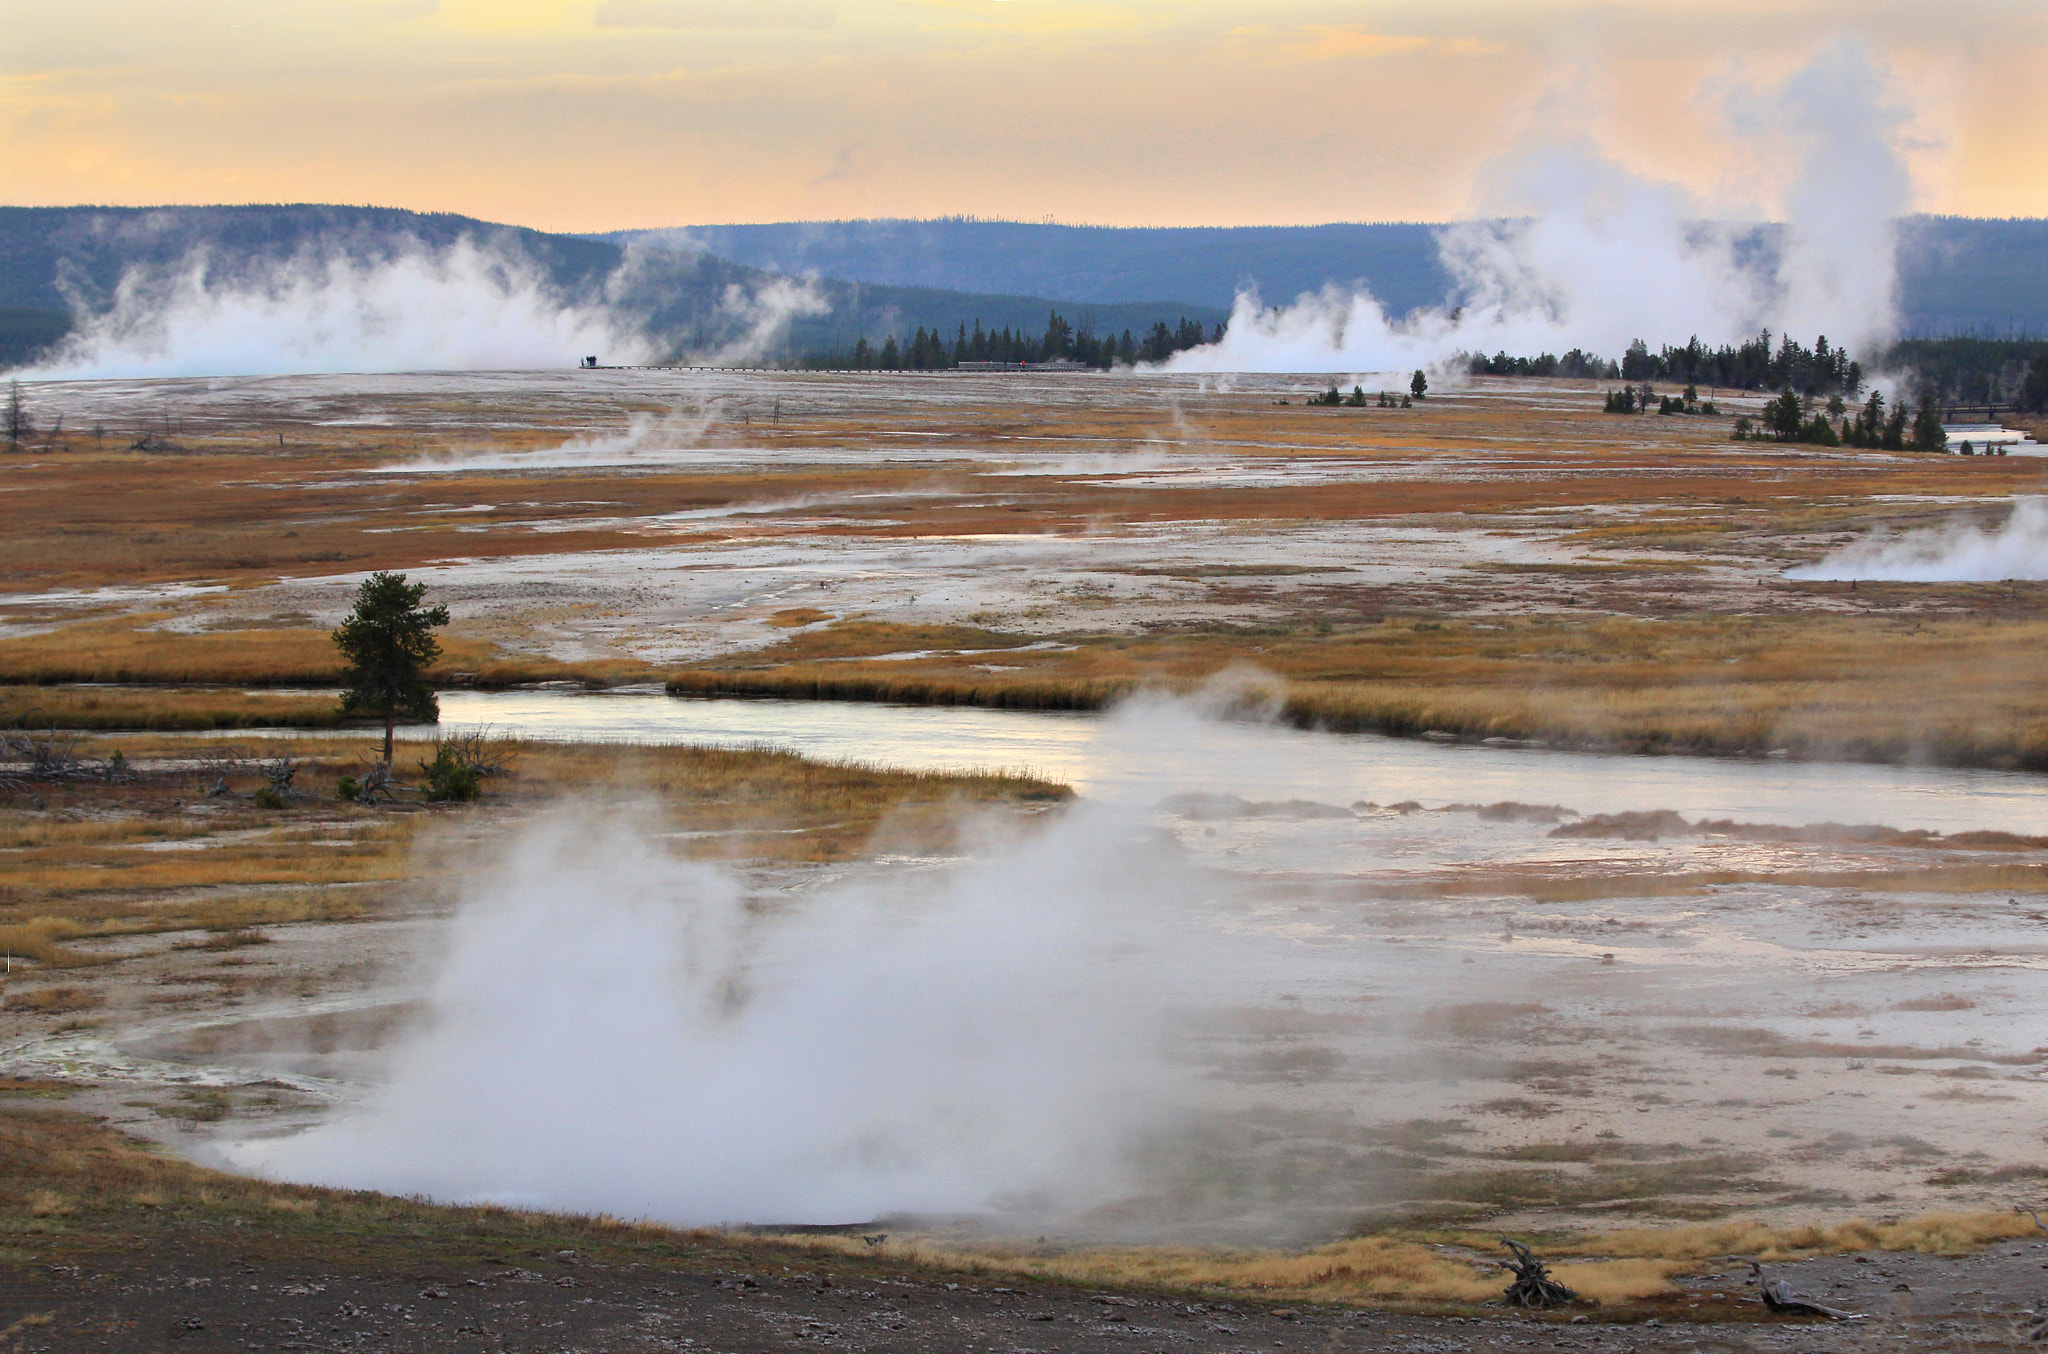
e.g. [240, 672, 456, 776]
[8, 369, 2048, 767]
[5, 374, 2048, 1344]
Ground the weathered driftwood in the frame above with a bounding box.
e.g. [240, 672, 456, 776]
[3, 716, 138, 787]
[262, 755, 309, 800]
[1748, 1262, 1863, 1319]
[1499, 1239, 1577, 1309]
[351, 761, 401, 804]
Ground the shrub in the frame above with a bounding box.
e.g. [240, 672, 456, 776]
[335, 775, 359, 801]
[419, 748, 481, 803]
[251, 787, 286, 810]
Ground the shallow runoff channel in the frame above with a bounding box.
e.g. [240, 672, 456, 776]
[353, 688, 2048, 835]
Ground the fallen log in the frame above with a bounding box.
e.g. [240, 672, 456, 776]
[1748, 1262, 1863, 1320]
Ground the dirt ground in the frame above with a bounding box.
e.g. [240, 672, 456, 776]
[6, 1234, 2048, 1354]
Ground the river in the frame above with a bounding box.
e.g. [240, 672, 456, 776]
[336, 687, 2048, 836]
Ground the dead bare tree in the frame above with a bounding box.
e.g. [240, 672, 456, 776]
[196, 747, 245, 798]
[1499, 1239, 1577, 1309]
[434, 726, 514, 778]
[3, 718, 86, 783]
[4, 381, 31, 454]
[3, 716, 140, 789]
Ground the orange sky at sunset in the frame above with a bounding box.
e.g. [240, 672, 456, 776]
[2, 0, 2042, 231]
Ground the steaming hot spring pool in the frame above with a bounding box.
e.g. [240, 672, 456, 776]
[15, 688, 2048, 1243]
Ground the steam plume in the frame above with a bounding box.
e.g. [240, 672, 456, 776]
[687, 278, 830, 367]
[31, 238, 658, 380]
[378, 403, 727, 473]
[225, 803, 1187, 1224]
[1787, 497, 2048, 582]
[1167, 40, 1914, 376]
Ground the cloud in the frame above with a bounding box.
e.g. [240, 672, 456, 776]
[592, 0, 834, 30]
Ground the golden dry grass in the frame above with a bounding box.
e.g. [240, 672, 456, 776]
[0, 737, 1069, 967]
[3, 985, 103, 1013]
[768, 1207, 2045, 1307]
[1578, 1212, 2046, 1260]
[0, 919, 107, 968]
[0, 684, 342, 731]
[0, 617, 653, 688]
[670, 610, 2048, 770]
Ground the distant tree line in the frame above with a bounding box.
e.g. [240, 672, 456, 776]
[1471, 332, 1863, 396]
[1474, 332, 2048, 415]
[1882, 337, 2048, 411]
[802, 312, 1221, 370]
[1466, 349, 1620, 380]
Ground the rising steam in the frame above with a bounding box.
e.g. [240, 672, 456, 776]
[1787, 497, 2048, 582]
[378, 403, 727, 473]
[224, 802, 1189, 1224]
[31, 238, 660, 380]
[687, 278, 830, 367]
[1167, 40, 1914, 376]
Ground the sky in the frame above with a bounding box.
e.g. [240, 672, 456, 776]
[1, 0, 2043, 233]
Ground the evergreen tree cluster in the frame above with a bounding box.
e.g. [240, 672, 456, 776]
[1308, 385, 1411, 408]
[805, 311, 1222, 370]
[1731, 389, 1949, 450]
[1601, 382, 1720, 417]
[1467, 349, 1619, 380]
[1474, 332, 1863, 395]
[1622, 332, 1861, 394]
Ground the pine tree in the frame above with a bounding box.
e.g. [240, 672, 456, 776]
[2023, 352, 2048, 415]
[4, 381, 30, 453]
[1882, 404, 1907, 450]
[333, 572, 449, 765]
[1764, 389, 1804, 440]
[1910, 395, 1948, 451]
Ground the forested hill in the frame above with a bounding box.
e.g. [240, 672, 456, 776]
[0, 205, 1226, 369]
[598, 216, 2048, 336]
[592, 221, 1454, 319]
[0, 205, 624, 316]
[1896, 217, 2048, 335]
[6, 205, 2042, 373]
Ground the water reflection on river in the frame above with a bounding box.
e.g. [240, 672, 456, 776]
[359, 687, 2048, 836]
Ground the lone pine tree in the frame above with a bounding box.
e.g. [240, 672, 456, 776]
[334, 571, 450, 764]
